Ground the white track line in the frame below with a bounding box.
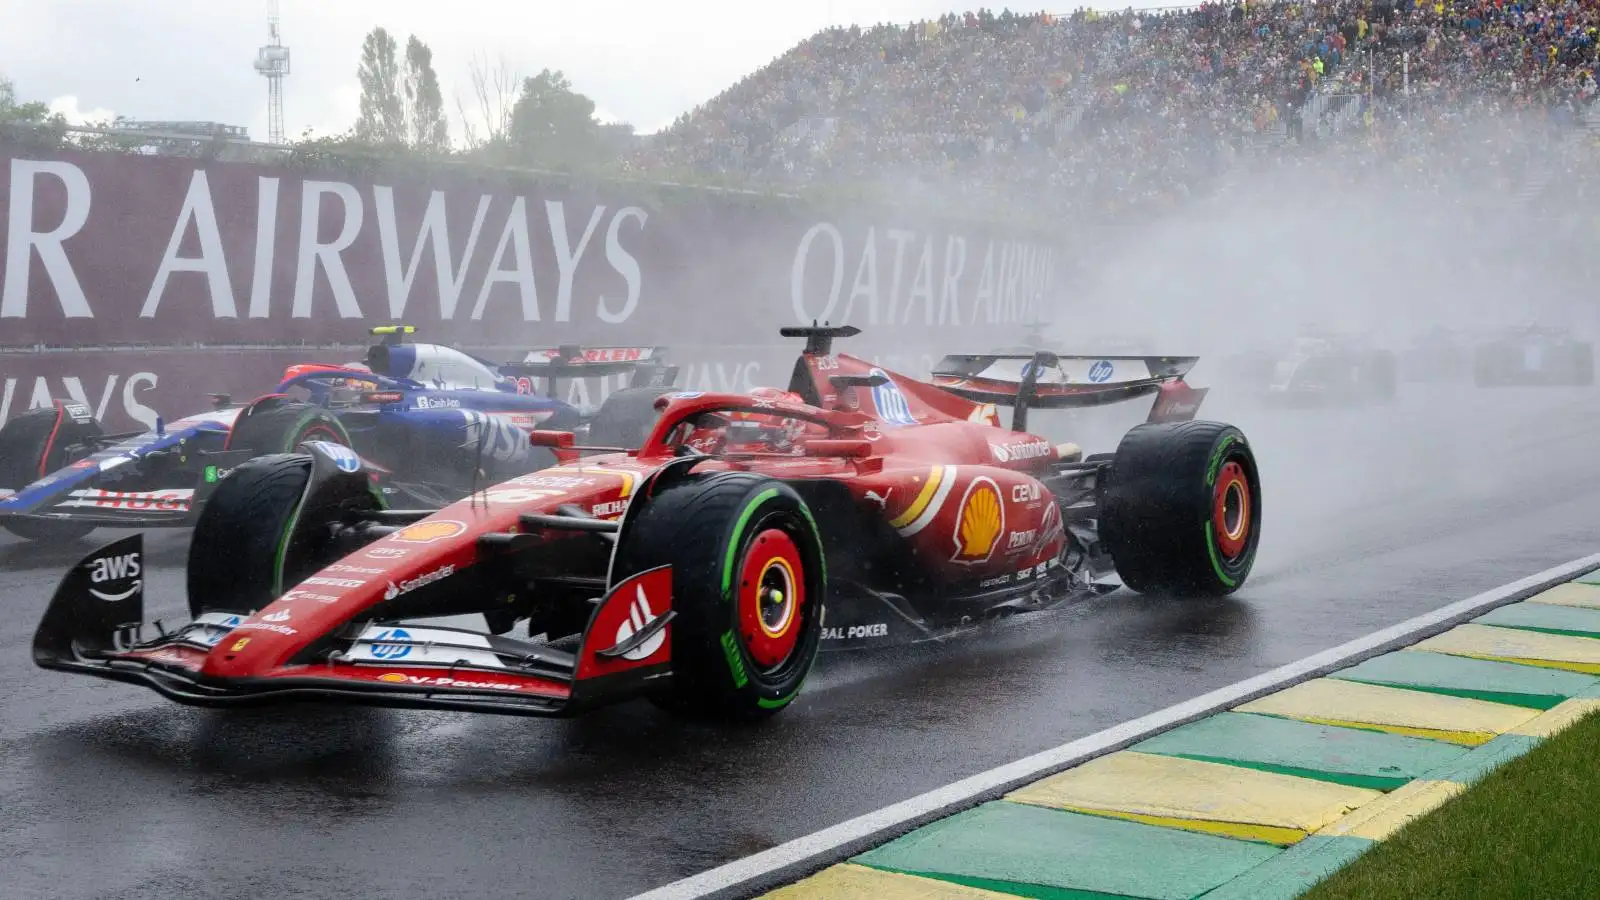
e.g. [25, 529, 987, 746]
[630, 550, 1600, 900]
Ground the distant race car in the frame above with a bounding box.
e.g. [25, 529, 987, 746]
[1472, 326, 1594, 387]
[0, 326, 678, 542]
[33, 324, 1260, 722]
[1225, 334, 1397, 407]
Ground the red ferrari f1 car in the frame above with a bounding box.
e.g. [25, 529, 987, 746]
[33, 325, 1260, 721]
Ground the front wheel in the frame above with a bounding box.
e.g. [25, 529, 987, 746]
[0, 405, 103, 542]
[186, 453, 379, 617]
[1570, 344, 1595, 386]
[225, 401, 351, 455]
[1365, 350, 1397, 402]
[611, 472, 826, 721]
[1100, 421, 1261, 597]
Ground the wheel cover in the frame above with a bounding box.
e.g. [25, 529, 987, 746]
[736, 527, 806, 671]
[298, 423, 345, 447]
[1212, 460, 1252, 559]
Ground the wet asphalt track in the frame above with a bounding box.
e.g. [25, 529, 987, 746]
[5, 380, 1600, 900]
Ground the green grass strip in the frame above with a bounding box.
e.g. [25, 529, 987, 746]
[1163, 754, 1412, 792]
[1486, 623, 1600, 641]
[860, 865, 1142, 900]
[1301, 707, 1600, 900]
[1333, 678, 1568, 711]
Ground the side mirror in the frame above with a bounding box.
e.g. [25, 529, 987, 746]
[803, 439, 874, 459]
[529, 430, 576, 449]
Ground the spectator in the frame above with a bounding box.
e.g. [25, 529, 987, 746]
[629, 2, 1600, 222]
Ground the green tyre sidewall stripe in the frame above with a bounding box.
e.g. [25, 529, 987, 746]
[281, 409, 352, 453]
[269, 462, 316, 599]
[717, 484, 823, 708]
[1203, 428, 1255, 589]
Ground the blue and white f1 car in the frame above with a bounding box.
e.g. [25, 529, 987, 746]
[0, 326, 679, 542]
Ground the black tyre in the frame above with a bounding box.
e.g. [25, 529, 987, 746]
[586, 387, 675, 449]
[1473, 346, 1508, 388]
[0, 406, 103, 542]
[1571, 344, 1595, 386]
[226, 401, 351, 454]
[186, 453, 379, 617]
[1366, 350, 1397, 402]
[1100, 421, 1261, 597]
[611, 472, 826, 721]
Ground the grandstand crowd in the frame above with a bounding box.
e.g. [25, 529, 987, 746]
[629, 1, 1600, 221]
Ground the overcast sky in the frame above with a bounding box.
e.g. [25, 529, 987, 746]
[3, 0, 1163, 141]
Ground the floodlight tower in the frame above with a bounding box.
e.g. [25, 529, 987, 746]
[253, 0, 291, 143]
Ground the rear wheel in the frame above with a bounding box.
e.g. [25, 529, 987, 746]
[1571, 344, 1594, 386]
[186, 453, 378, 617]
[226, 401, 351, 455]
[611, 472, 826, 721]
[0, 406, 103, 542]
[1100, 421, 1261, 597]
[1473, 346, 1508, 387]
[1365, 350, 1397, 402]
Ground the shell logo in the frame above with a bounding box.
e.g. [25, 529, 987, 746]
[393, 519, 467, 544]
[378, 673, 408, 683]
[952, 477, 1005, 564]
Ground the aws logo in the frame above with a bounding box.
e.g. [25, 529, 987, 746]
[951, 477, 1005, 565]
[87, 552, 142, 602]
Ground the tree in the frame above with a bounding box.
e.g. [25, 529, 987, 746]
[0, 76, 59, 126]
[403, 35, 449, 153]
[354, 27, 405, 145]
[506, 69, 606, 170]
[456, 51, 521, 157]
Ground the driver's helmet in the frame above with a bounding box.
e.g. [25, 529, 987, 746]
[337, 362, 377, 389]
[281, 362, 378, 392]
[725, 388, 822, 453]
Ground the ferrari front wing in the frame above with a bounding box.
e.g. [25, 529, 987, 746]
[32, 534, 677, 718]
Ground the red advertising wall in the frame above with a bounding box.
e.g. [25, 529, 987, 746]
[0, 146, 1067, 429]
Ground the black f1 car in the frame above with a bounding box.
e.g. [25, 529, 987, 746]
[32, 324, 1259, 722]
[1473, 326, 1595, 387]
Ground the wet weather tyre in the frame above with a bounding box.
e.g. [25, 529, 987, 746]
[186, 453, 377, 617]
[225, 402, 351, 455]
[1366, 350, 1397, 402]
[1571, 344, 1594, 386]
[1100, 421, 1261, 597]
[1473, 346, 1510, 387]
[0, 406, 103, 542]
[586, 387, 675, 449]
[611, 472, 826, 721]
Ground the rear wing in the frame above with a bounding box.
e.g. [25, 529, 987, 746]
[931, 352, 1206, 431]
[500, 345, 679, 396]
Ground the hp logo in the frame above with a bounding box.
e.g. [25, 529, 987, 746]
[371, 628, 412, 660]
[1087, 360, 1115, 383]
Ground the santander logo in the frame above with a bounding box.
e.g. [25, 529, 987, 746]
[615, 585, 665, 661]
